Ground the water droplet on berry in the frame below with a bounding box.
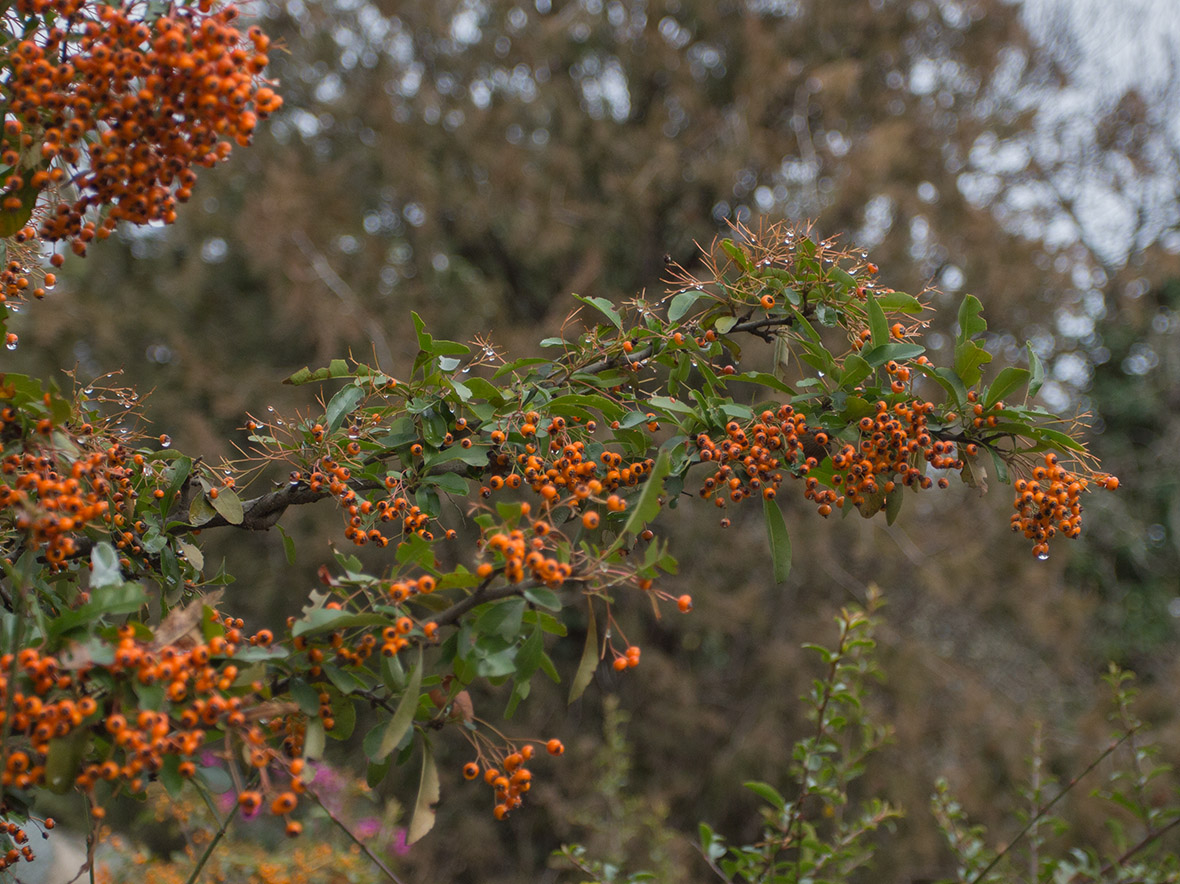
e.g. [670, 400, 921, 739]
[1037, 551, 1049, 561]
[5, 340, 16, 350]
[159, 435, 172, 448]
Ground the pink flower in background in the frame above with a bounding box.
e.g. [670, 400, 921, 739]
[391, 828, 410, 856]
[355, 817, 381, 839]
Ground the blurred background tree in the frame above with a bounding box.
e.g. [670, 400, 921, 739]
[9, 0, 1180, 879]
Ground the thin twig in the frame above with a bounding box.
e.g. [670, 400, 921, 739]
[1098, 816, 1180, 877]
[304, 785, 407, 884]
[967, 730, 1137, 884]
[183, 795, 239, 884]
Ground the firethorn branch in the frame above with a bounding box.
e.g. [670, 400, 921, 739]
[0, 9, 1123, 867]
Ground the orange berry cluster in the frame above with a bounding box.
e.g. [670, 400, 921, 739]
[694, 407, 808, 519]
[464, 738, 563, 821]
[0, 813, 53, 873]
[1, 616, 305, 829]
[0, 419, 133, 569]
[305, 457, 398, 547]
[823, 399, 956, 515]
[2, 0, 279, 251]
[0, 252, 56, 307]
[482, 520, 573, 587]
[482, 412, 651, 512]
[1011, 453, 1115, 557]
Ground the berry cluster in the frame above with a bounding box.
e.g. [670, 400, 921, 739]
[1011, 452, 1116, 558]
[826, 398, 958, 514]
[462, 738, 564, 821]
[2, 0, 279, 252]
[0, 813, 54, 873]
[0, 617, 306, 830]
[481, 520, 573, 587]
[694, 407, 811, 522]
[0, 422, 134, 569]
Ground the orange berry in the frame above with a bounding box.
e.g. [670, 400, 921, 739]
[546, 739, 564, 756]
[677, 594, 693, 613]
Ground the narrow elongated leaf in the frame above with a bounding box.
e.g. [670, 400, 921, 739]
[763, 496, 792, 584]
[568, 601, 598, 703]
[719, 238, 754, 271]
[1026, 342, 1045, 398]
[371, 648, 422, 762]
[877, 290, 924, 313]
[605, 450, 671, 554]
[866, 294, 889, 348]
[861, 342, 926, 367]
[407, 743, 440, 844]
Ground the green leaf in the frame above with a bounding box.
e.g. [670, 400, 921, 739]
[839, 354, 873, 389]
[573, 294, 623, 330]
[830, 266, 857, 293]
[285, 359, 354, 385]
[956, 294, 987, 342]
[719, 238, 754, 271]
[293, 609, 387, 638]
[188, 493, 217, 526]
[985, 367, 1030, 409]
[866, 294, 889, 348]
[371, 647, 422, 762]
[44, 729, 90, 794]
[668, 290, 706, 322]
[606, 450, 671, 554]
[885, 486, 904, 525]
[569, 601, 598, 704]
[954, 340, 992, 387]
[325, 383, 365, 434]
[277, 525, 296, 566]
[210, 488, 244, 525]
[423, 472, 469, 497]
[476, 597, 526, 639]
[877, 291, 924, 313]
[515, 622, 545, 681]
[90, 542, 122, 588]
[523, 586, 562, 611]
[745, 780, 787, 811]
[407, 742, 440, 844]
[1026, 342, 1045, 398]
[176, 539, 204, 571]
[714, 315, 738, 334]
[0, 167, 43, 237]
[763, 496, 792, 584]
[860, 342, 926, 367]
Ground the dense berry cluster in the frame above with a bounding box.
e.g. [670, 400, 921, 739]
[826, 398, 960, 514]
[1, 0, 279, 252]
[1011, 452, 1116, 559]
[0, 403, 135, 568]
[482, 521, 573, 587]
[694, 406, 813, 522]
[0, 615, 310, 835]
